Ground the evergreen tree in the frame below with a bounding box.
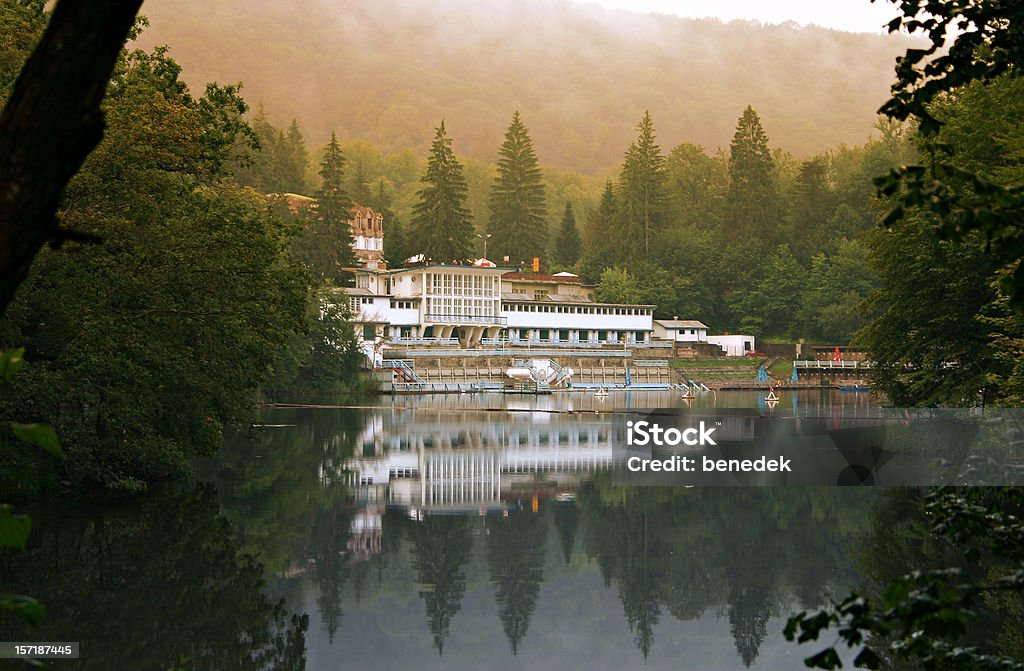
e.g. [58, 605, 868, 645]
[236, 105, 289, 193]
[486, 511, 547, 654]
[616, 111, 667, 265]
[410, 121, 473, 262]
[408, 516, 474, 654]
[371, 179, 407, 267]
[553, 201, 581, 266]
[295, 132, 356, 281]
[726, 106, 778, 240]
[788, 156, 836, 261]
[487, 111, 547, 265]
[553, 501, 580, 564]
[350, 160, 372, 205]
[283, 118, 308, 193]
[579, 180, 618, 280]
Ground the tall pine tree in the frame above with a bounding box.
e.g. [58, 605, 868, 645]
[410, 121, 473, 262]
[371, 179, 407, 267]
[554, 201, 581, 266]
[726, 106, 778, 240]
[487, 111, 547, 265]
[283, 118, 308, 193]
[295, 131, 356, 282]
[580, 180, 618, 280]
[616, 111, 667, 265]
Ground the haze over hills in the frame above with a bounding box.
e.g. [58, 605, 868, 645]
[134, 0, 916, 173]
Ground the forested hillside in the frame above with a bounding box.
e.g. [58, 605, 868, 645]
[132, 0, 916, 173]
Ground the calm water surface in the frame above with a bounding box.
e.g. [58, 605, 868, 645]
[3, 390, 887, 670]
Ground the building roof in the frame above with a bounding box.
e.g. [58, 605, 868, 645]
[502, 296, 655, 308]
[349, 202, 381, 218]
[356, 263, 516, 275]
[500, 292, 593, 303]
[545, 294, 593, 303]
[341, 287, 390, 298]
[654, 319, 709, 329]
[502, 272, 582, 284]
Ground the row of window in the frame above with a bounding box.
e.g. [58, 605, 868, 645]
[390, 300, 416, 310]
[504, 303, 651, 315]
[348, 297, 375, 312]
[425, 297, 499, 317]
[507, 329, 650, 343]
[354, 236, 383, 251]
[428, 273, 499, 297]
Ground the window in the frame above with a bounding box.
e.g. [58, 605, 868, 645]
[362, 325, 375, 340]
[534, 290, 547, 301]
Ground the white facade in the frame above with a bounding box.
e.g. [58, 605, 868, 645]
[653, 319, 709, 342]
[706, 334, 756, 357]
[503, 301, 653, 345]
[343, 265, 655, 348]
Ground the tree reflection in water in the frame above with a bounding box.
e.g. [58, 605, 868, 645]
[0, 485, 307, 670]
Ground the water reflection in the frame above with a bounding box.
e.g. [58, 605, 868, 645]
[0, 391, 882, 670]
[219, 392, 879, 670]
[0, 486, 308, 670]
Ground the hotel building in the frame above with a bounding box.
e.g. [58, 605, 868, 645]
[343, 264, 656, 349]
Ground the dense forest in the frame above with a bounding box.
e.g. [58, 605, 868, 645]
[238, 102, 913, 344]
[132, 0, 917, 172]
[0, 6, 363, 494]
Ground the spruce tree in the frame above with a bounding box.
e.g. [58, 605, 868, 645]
[580, 180, 618, 280]
[554, 201, 581, 266]
[487, 111, 547, 265]
[726, 105, 778, 240]
[410, 121, 473, 262]
[371, 179, 407, 267]
[284, 118, 308, 193]
[350, 160, 372, 206]
[616, 111, 667, 264]
[301, 132, 356, 280]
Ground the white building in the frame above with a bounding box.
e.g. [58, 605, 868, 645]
[652, 319, 709, 342]
[706, 334, 757, 357]
[343, 264, 655, 349]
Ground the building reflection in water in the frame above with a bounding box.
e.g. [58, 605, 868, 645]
[339, 407, 615, 522]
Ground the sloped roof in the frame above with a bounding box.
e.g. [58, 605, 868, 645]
[654, 320, 709, 329]
[502, 272, 582, 283]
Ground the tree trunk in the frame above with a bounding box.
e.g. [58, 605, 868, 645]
[0, 0, 144, 316]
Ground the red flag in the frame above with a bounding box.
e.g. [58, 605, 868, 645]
[833, 346, 841, 362]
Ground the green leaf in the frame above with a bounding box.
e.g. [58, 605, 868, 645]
[854, 647, 882, 669]
[12, 423, 63, 457]
[0, 348, 25, 380]
[0, 593, 46, 627]
[0, 506, 32, 550]
[806, 647, 843, 670]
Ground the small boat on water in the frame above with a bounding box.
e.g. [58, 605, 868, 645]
[765, 387, 780, 402]
[594, 388, 609, 398]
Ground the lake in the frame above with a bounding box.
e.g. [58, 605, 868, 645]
[2, 390, 890, 670]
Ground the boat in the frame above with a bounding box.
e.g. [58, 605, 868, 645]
[836, 378, 870, 392]
[765, 387, 780, 402]
[594, 388, 609, 398]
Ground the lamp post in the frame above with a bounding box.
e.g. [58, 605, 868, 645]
[476, 233, 492, 259]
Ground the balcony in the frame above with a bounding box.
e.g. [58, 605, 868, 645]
[423, 313, 507, 325]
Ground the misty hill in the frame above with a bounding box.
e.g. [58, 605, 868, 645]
[133, 0, 915, 173]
